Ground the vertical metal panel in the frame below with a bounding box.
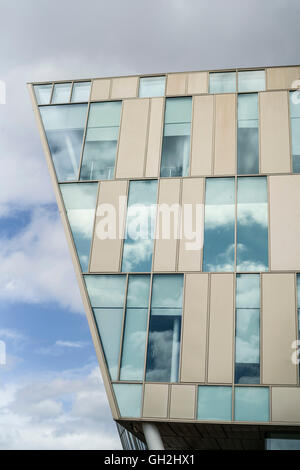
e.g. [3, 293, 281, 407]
[269, 175, 300, 271]
[187, 72, 208, 94]
[190, 95, 214, 176]
[260, 91, 291, 173]
[166, 73, 187, 96]
[90, 180, 128, 272]
[178, 178, 204, 271]
[110, 76, 139, 99]
[91, 79, 111, 100]
[214, 94, 236, 175]
[169, 385, 196, 419]
[208, 273, 234, 383]
[181, 274, 208, 382]
[145, 98, 164, 177]
[272, 387, 300, 422]
[262, 273, 297, 385]
[153, 179, 181, 272]
[266, 66, 300, 90]
[142, 384, 169, 418]
[116, 99, 150, 178]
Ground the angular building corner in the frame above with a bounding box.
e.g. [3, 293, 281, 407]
[29, 66, 300, 450]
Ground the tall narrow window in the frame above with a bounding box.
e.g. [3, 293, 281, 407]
[122, 180, 157, 272]
[60, 183, 98, 272]
[290, 91, 300, 173]
[40, 104, 88, 182]
[237, 94, 259, 174]
[80, 101, 122, 181]
[209, 72, 236, 94]
[146, 274, 183, 382]
[51, 83, 72, 103]
[71, 82, 91, 102]
[160, 97, 192, 177]
[139, 76, 165, 97]
[84, 275, 126, 380]
[120, 275, 150, 381]
[237, 177, 268, 271]
[235, 274, 260, 384]
[203, 178, 235, 272]
[34, 84, 52, 105]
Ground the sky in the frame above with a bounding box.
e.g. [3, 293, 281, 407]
[0, 0, 299, 450]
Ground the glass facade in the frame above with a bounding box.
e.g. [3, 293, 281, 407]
[290, 91, 300, 173]
[197, 386, 232, 421]
[85, 275, 126, 380]
[238, 70, 265, 92]
[203, 178, 235, 272]
[34, 84, 52, 104]
[40, 104, 88, 182]
[234, 387, 269, 422]
[80, 101, 122, 181]
[139, 76, 166, 97]
[209, 72, 236, 94]
[236, 177, 268, 271]
[146, 274, 183, 382]
[237, 93, 259, 174]
[52, 82, 72, 103]
[60, 183, 98, 271]
[71, 82, 91, 102]
[120, 275, 150, 381]
[113, 384, 142, 418]
[160, 97, 192, 177]
[266, 434, 300, 450]
[235, 274, 260, 384]
[122, 180, 157, 272]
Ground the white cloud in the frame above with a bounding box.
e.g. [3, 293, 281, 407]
[0, 366, 121, 450]
[37, 340, 88, 356]
[0, 208, 84, 313]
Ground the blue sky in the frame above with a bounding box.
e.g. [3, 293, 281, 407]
[0, 0, 299, 450]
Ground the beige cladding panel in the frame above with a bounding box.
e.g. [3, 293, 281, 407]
[181, 274, 208, 383]
[260, 91, 291, 173]
[110, 76, 138, 99]
[178, 178, 204, 271]
[90, 180, 127, 272]
[169, 385, 196, 419]
[145, 97, 164, 177]
[153, 179, 181, 272]
[91, 79, 110, 100]
[214, 94, 236, 175]
[267, 66, 300, 90]
[191, 95, 214, 176]
[143, 384, 169, 418]
[116, 99, 149, 178]
[166, 73, 187, 96]
[262, 273, 297, 385]
[208, 274, 234, 384]
[187, 72, 208, 95]
[272, 388, 300, 422]
[269, 175, 300, 271]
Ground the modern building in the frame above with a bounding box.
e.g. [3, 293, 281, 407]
[29, 65, 300, 450]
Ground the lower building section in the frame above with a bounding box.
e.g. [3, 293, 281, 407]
[116, 423, 147, 450]
[119, 420, 300, 450]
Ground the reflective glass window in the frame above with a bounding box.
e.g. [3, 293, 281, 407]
[203, 178, 235, 272]
[80, 101, 121, 181]
[85, 275, 126, 380]
[197, 386, 232, 421]
[209, 72, 236, 94]
[237, 177, 268, 271]
[122, 180, 157, 272]
[146, 274, 183, 382]
[34, 84, 52, 104]
[235, 274, 260, 384]
[40, 104, 88, 182]
[234, 386, 269, 422]
[237, 94, 259, 174]
[71, 82, 91, 102]
[160, 97, 192, 177]
[120, 275, 150, 380]
[266, 434, 300, 450]
[238, 70, 265, 92]
[139, 76, 166, 97]
[60, 183, 98, 271]
[290, 91, 300, 173]
[113, 384, 142, 418]
[51, 82, 72, 103]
